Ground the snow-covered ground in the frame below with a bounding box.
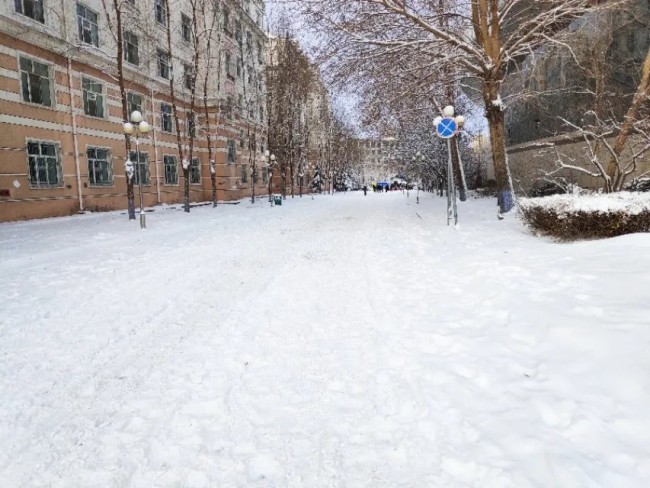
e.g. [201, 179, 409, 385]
[1, 192, 649, 487]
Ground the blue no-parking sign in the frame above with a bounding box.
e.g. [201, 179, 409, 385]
[436, 117, 457, 139]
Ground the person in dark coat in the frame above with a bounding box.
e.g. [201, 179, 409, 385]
[363, 185, 367, 196]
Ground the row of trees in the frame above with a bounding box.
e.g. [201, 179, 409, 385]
[287, 0, 645, 212]
[95, 0, 267, 218]
[266, 16, 363, 197]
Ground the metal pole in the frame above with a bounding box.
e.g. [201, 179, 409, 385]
[446, 138, 453, 226]
[136, 135, 146, 229]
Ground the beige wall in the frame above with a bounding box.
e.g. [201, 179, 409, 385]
[507, 132, 650, 195]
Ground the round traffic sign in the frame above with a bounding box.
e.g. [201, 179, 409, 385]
[436, 117, 457, 139]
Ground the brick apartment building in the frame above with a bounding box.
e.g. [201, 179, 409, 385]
[1, 0, 268, 222]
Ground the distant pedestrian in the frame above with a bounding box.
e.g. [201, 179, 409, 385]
[363, 185, 367, 196]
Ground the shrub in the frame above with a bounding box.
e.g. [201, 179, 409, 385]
[624, 178, 650, 192]
[519, 192, 650, 240]
[528, 180, 566, 198]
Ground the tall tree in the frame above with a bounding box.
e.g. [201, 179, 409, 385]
[295, 0, 618, 213]
[99, 0, 136, 219]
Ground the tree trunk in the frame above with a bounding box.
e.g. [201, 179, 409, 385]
[605, 46, 650, 191]
[112, 0, 135, 220]
[483, 82, 513, 213]
[184, 168, 190, 212]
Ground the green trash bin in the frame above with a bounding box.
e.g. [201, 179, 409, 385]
[274, 196, 282, 206]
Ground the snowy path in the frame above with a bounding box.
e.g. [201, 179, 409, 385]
[1, 192, 649, 487]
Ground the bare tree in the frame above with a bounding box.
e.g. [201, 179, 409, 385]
[99, 0, 136, 219]
[290, 0, 621, 213]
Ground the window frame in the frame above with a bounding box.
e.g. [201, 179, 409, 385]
[18, 55, 53, 107]
[26, 139, 62, 188]
[82, 76, 105, 119]
[14, 0, 45, 24]
[76, 3, 99, 47]
[123, 30, 139, 66]
[189, 157, 201, 185]
[163, 154, 178, 185]
[227, 139, 236, 164]
[129, 150, 150, 185]
[186, 111, 196, 138]
[181, 13, 192, 42]
[86, 146, 113, 187]
[160, 102, 173, 132]
[155, 0, 167, 26]
[183, 63, 194, 90]
[241, 163, 248, 183]
[157, 49, 170, 79]
[127, 92, 143, 117]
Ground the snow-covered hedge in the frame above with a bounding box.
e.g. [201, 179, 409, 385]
[519, 192, 650, 240]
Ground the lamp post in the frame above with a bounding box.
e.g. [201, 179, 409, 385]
[266, 152, 276, 205]
[123, 110, 150, 229]
[414, 151, 425, 204]
[434, 105, 465, 226]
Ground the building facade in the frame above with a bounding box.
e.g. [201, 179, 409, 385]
[0, 0, 268, 222]
[355, 137, 398, 183]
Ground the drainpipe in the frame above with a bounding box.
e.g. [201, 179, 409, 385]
[150, 87, 161, 204]
[66, 56, 84, 212]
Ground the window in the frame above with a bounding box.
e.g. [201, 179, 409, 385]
[123, 30, 139, 65]
[157, 50, 170, 79]
[241, 163, 248, 183]
[257, 41, 263, 64]
[183, 64, 193, 90]
[226, 96, 233, 120]
[247, 65, 253, 85]
[246, 31, 252, 52]
[82, 77, 104, 118]
[129, 150, 150, 184]
[227, 139, 236, 164]
[239, 129, 245, 148]
[235, 20, 242, 44]
[259, 105, 264, 122]
[27, 141, 61, 187]
[236, 60, 241, 78]
[262, 166, 268, 184]
[127, 92, 142, 116]
[226, 52, 234, 79]
[181, 14, 191, 42]
[15, 0, 44, 23]
[189, 158, 200, 184]
[186, 111, 196, 138]
[163, 155, 178, 184]
[87, 147, 112, 186]
[77, 3, 99, 47]
[19, 56, 51, 106]
[223, 7, 231, 35]
[238, 94, 243, 113]
[161, 103, 172, 132]
[155, 0, 167, 26]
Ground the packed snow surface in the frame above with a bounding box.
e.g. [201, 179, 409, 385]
[1, 192, 649, 487]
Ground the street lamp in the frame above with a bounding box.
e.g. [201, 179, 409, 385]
[414, 151, 425, 204]
[266, 152, 276, 205]
[123, 110, 150, 229]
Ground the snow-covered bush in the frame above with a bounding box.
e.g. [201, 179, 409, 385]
[519, 192, 650, 240]
[624, 178, 650, 192]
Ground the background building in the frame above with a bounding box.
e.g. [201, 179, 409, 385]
[355, 137, 398, 183]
